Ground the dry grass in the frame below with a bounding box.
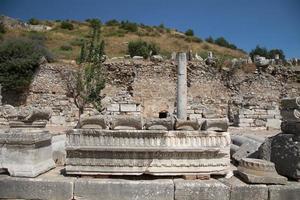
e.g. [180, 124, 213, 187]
[2, 21, 246, 60]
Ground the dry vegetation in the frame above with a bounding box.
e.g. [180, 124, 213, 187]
[2, 20, 246, 60]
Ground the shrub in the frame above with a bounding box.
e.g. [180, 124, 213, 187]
[70, 38, 86, 46]
[0, 22, 6, 34]
[27, 31, 47, 42]
[185, 29, 194, 36]
[205, 36, 214, 43]
[28, 18, 40, 25]
[106, 19, 120, 26]
[0, 38, 52, 91]
[120, 20, 138, 32]
[60, 21, 74, 30]
[214, 37, 238, 50]
[128, 40, 160, 58]
[249, 45, 286, 61]
[185, 36, 202, 43]
[86, 18, 102, 29]
[60, 44, 73, 51]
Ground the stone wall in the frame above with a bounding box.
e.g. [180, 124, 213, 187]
[1, 59, 299, 129]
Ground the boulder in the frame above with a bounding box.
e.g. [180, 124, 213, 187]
[258, 133, 300, 180]
[151, 55, 163, 62]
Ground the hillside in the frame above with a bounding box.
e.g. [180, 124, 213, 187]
[0, 16, 246, 61]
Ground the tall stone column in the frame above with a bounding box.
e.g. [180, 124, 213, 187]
[177, 52, 187, 120]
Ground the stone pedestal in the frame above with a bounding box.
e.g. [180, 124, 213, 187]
[0, 129, 55, 177]
[66, 129, 231, 176]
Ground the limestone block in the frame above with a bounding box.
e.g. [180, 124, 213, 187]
[232, 139, 261, 163]
[268, 182, 300, 200]
[188, 114, 202, 120]
[77, 115, 108, 129]
[0, 170, 74, 200]
[174, 179, 230, 200]
[52, 134, 66, 166]
[254, 119, 267, 127]
[237, 158, 287, 184]
[0, 129, 55, 177]
[258, 134, 300, 180]
[50, 115, 66, 126]
[239, 118, 254, 124]
[266, 119, 281, 130]
[111, 115, 143, 130]
[175, 120, 200, 130]
[145, 118, 174, 130]
[74, 178, 174, 200]
[120, 104, 137, 112]
[219, 176, 268, 200]
[202, 118, 228, 132]
[107, 103, 119, 112]
[267, 109, 280, 115]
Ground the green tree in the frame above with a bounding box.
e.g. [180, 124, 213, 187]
[0, 37, 52, 92]
[105, 19, 120, 26]
[120, 20, 138, 32]
[185, 29, 194, 36]
[249, 45, 269, 60]
[268, 49, 285, 60]
[65, 24, 106, 116]
[205, 36, 214, 43]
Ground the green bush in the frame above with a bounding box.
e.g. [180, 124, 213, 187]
[86, 18, 102, 29]
[185, 36, 203, 43]
[60, 21, 74, 30]
[205, 36, 214, 43]
[106, 19, 120, 26]
[250, 45, 285, 60]
[60, 44, 73, 51]
[27, 31, 47, 42]
[0, 22, 6, 34]
[128, 40, 160, 58]
[70, 38, 86, 46]
[0, 38, 52, 91]
[120, 20, 138, 32]
[214, 37, 237, 50]
[28, 18, 40, 25]
[185, 29, 194, 36]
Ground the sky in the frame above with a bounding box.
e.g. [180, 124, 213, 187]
[1, 0, 299, 58]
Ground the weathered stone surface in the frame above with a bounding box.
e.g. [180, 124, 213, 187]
[120, 103, 137, 112]
[74, 178, 174, 200]
[174, 179, 230, 200]
[107, 103, 120, 112]
[237, 158, 287, 184]
[219, 176, 268, 200]
[66, 129, 231, 176]
[268, 182, 300, 200]
[281, 121, 300, 135]
[111, 115, 143, 130]
[266, 118, 281, 129]
[0, 169, 74, 200]
[0, 129, 55, 177]
[201, 118, 228, 132]
[175, 119, 200, 130]
[281, 97, 300, 109]
[52, 134, 66, 166]
[232, 139, 261, 162]
[77, 115, 108, 129]
[258, 133, 300, 180]
[145, 118, 174, 130]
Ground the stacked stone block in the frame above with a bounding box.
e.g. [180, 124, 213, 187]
[236, 106, 281, 129]
[106, 102, 141, 116]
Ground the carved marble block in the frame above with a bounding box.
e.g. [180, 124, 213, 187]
[65, 129, 231, 176]
[0, 129, 55, 177]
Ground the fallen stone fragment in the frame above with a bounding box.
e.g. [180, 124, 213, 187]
[232, 138, 262, 163]
[201, 118, 228, 132]
[258, 133, 300, 180]
[175, 119, 200, 130]
[111, 115, 143, 130]
[144, 118, 173, 130]
[237, 158, 287, 184]
[77, 115, 108, 129]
